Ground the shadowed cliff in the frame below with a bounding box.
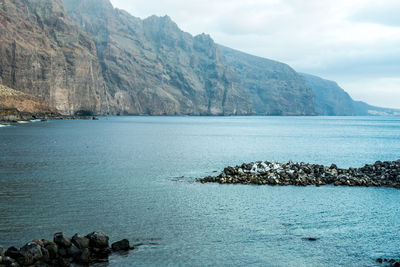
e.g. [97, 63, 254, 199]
[0, 0, 115, 115]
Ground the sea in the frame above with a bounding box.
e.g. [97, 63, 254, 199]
[0, 116, 399, 266]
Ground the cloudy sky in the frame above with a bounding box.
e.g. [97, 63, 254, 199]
[109, 0, 400, 109]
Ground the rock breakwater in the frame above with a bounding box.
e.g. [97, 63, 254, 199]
[0, 232, 134, 266]
[200, 160, 400, 188]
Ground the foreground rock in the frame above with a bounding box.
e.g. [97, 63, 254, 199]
[200, 160, 400, 188]
[0, 232, 134, 266]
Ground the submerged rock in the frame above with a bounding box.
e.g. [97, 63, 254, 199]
[302, 237, 318, 241]
[112, 239, 131, 252]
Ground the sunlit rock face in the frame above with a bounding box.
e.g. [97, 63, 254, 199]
[0, 84, 60, 121]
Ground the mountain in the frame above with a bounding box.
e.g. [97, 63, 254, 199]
[62, 0, 254, 115]
[0, 0, 114, 115]
[301, 73, 400, 116]
[0, 84, 60, 122]
[300, 73, 355, 115]
[61, 0, 316, 115]
[0, 0, 394, 116]
[219, 46, 315, 115]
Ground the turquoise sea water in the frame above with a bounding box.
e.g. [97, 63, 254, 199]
[0, 116, 399, 266]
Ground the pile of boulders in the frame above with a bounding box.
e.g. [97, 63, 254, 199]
[199, 160, 400, 188]
[0, 232, 133, 266]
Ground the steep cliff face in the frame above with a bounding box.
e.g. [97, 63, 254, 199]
[301, 74, 400, 116]
[219, 46, 316, 115]
[301, 73, 354, 115]
[63, 0, 253, 115]
[0, 0, 114, 115]
[0, 84, 60, 121]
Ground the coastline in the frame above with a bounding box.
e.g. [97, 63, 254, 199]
[0, 114, 99, 126]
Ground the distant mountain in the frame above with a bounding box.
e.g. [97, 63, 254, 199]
[301, 73, 400, 116]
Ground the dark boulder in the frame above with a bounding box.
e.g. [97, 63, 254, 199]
[40, 247, 49, 261]
[57, 257, 71, 267]
[67, 243, 81, 259]
[44, 242, 58, 259]
[5, 247, 23, 261]
[18, 242, 43, 265]
[72, 233, 90, 249]
[32, 239, 44, 248]
[111, 239, 131, 251]
[41, 239, 52, 247]
[58, 247, 68, 258]
[54, 232, 72, 248]
[76, 248, 90, 264]
[86, 232, 109, 248]
[1, 256, 19, 267]
[91, 247, 112, 258]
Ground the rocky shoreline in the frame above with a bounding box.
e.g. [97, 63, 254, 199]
[0, 232, 133, 266]
[199, 160, 400, 188]
[0, 115, 99, 125]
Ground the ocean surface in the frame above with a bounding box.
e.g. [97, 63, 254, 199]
[0, 116, 399, 266]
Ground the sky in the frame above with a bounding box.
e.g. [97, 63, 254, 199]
[109, 0, 400, 109]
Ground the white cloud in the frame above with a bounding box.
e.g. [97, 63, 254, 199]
[110, 0, 400, 108]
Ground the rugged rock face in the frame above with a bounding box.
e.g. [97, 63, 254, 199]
[219, 46, 316, 115]
[0, 84, 60, 121]
[62, 0, 253, 115]
[2, 0, 392, 116]
[301, 73, 354, 115]
[0, 0, 114, 115]
[302, 73, 400, 116]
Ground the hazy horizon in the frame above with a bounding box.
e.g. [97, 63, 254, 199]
[110, 0, 400, 109]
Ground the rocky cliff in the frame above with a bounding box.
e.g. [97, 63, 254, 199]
[301, 73, 354, 115]
[0, 0, 114, 115]
[219, 46, 315, 115]
[62, 0, 254, 115]
[301, 74, 400, 116]
[1, 0, 391, 116]
[0, 84, 60, 122]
